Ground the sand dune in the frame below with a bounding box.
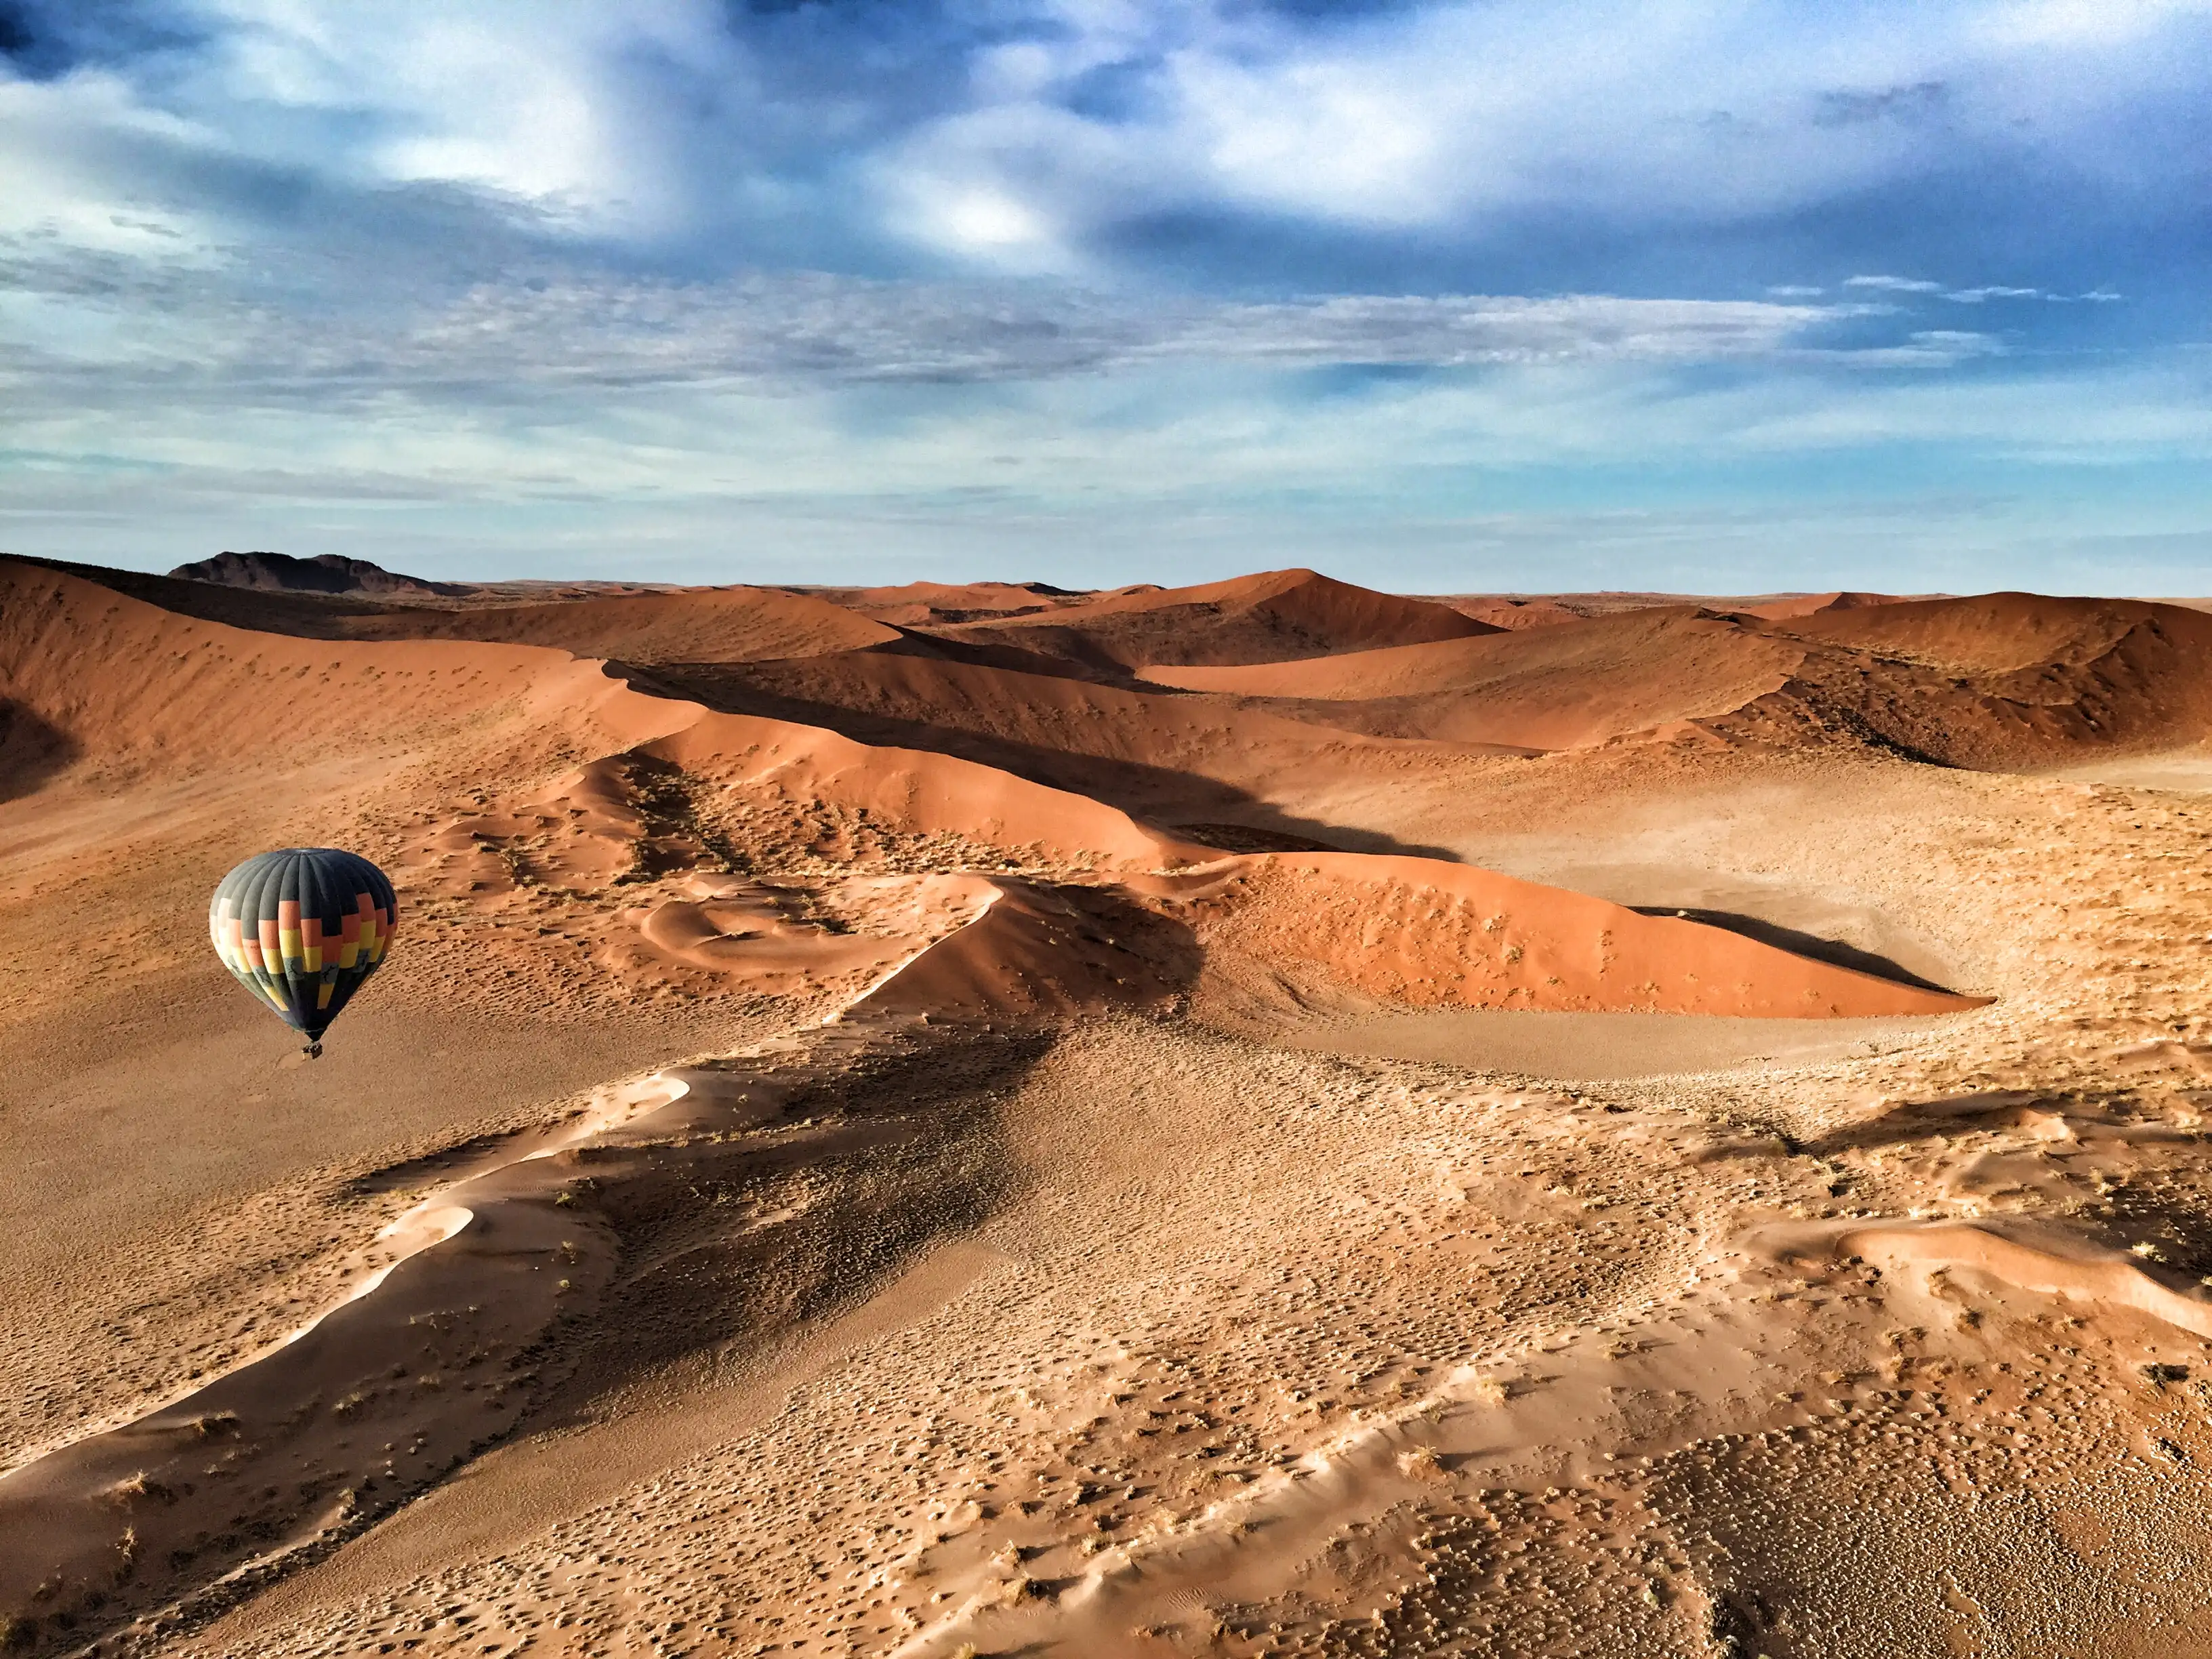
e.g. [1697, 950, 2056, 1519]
[21, 556, 897, 664]
[799, 579, 1094, 627]
[1734, 589, 1902, 621]
[1144, 606, 1802, 750]
[9, 556, 1954, 1027]
[641, 644, 1492, 842]
[0, 558, 674, 772]
[1435, 595, 1588, 630]
[16, 558, 2212, 1659]
[1787, 588, 2177, 672]
[1143, 590, 2212, 766]
[1724, 592, 2212, 768]
[343, 584, 901, 663]
[1194, 853, 1981, 1020]
[932, 566, 1497, 671]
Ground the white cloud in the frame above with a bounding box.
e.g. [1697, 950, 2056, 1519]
[1983, 0, 2212, 47]
[157, 0, 741, 234]
[0, 70, 226, 257]
[863, 0, 2212, 264]
[1843, 274, 1946, 292]
[1717, 359, 2212, 460]
[1166, 294, 1848, 367]
[12, 0, 2211, 283]
[0, 255, 1881, 402]
[12, 348, 2212, 594]
[2, 0, 2204, 594]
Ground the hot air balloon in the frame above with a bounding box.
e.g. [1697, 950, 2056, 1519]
[209, 848, 397, 1057]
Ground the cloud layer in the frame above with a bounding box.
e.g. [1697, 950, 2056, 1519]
[3, 0, 2210, 586]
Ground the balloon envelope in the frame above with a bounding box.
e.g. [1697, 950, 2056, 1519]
[209, 848, 398, 1041]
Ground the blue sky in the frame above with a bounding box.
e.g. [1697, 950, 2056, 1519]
[3, 0, 2209, 592]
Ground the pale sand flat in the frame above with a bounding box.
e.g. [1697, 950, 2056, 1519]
[1264, 1008, 1968, 1080]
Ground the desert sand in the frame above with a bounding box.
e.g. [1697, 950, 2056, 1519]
[8, 556, 2212, 1656]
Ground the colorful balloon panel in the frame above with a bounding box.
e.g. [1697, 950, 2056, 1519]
[209, 848, 397, 1040]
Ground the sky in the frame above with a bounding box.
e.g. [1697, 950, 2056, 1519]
[3, 0, 2209, 593]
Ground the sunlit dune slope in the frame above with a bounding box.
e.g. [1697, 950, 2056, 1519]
[1788, 588, 2198, 675]
[1736, 589, 1902, 621]
[0, 558, 687, 783]
[929, 566, 1498, 671]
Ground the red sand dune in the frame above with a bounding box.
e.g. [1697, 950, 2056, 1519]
[640, 708, 1193, 872]
[14, 557, 896, 665]
[801, 579, 1092, 627]
[1439, 596, 1589, 630]
[853, 875, 1200, 1020]
[1143, 591, 2212, 766]
[1736, 590, 1902, 621]
[1193, 853, 1980, 1019]
[1144, 607, 1801, 750]
[0, 558, 684, 776]
[338, 584, 900, 663]
[640, 644, 1488, 831]
[1784, 590, 2194, 675]
[1725, 592, 2212, 767]
[932, 567, 1499, 671]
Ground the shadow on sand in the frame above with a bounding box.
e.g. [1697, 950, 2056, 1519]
[0, 701, 79, 804]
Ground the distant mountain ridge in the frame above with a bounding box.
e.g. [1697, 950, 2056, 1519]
[167, 550, 468, 598]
